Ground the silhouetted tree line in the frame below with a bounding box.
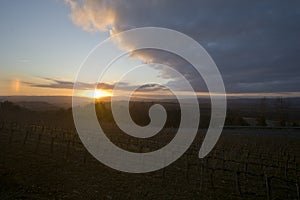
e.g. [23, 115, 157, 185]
[95, 101, 182, 128]
[0, 101, 74, 128]
[96, 101, 217, 128]
[225, 110, 249, 126]
[254, 97, 298, 127]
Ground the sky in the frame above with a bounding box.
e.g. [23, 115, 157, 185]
[1, 0, 300, 97]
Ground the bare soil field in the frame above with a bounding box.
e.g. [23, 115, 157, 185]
[0, 122, 299, 199]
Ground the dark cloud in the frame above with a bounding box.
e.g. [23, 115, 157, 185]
[66, 0, 300, 93]
[23, 78, 169, 92]
[22, 79, 75, 89]
[22, 78, 115, 90]
[138, 84, 169, 92]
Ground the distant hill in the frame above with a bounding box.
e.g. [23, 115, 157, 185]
[17, 101, 60, 111]
[0, 96, 299, 122]
[0, 96, 90, 109]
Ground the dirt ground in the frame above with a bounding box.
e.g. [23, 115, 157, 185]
[0, 125, 299, 200]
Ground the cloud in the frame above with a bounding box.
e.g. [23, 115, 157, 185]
[64, 0, 115, 32]
[65, 0, 300, 93]
[23, 78, 300, 97]
[137, 84, 169, 92]
[22, 78, 116, 90]
[22, 79, 75, 89]
[22, 78, 169, 92]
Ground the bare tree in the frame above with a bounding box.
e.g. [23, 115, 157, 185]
[276, 97, 289, 127]
[256, 97, 267, 126]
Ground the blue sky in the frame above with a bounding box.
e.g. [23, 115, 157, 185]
[0, 0, 108, 95]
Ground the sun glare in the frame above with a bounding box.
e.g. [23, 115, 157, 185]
[80, 89, 112, 99]
[86, 89, 112, 99]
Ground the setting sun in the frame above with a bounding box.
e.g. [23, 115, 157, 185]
[94, 89, 112, 99]
[81, 89, 112, 99]
[78, 89, 113, 99]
